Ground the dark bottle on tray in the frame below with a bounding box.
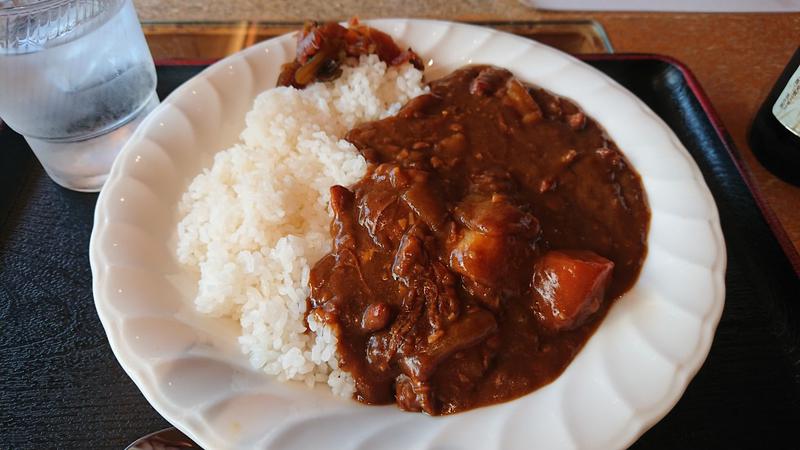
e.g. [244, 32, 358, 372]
[749, 47, 800, 186]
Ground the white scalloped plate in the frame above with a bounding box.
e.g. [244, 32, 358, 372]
[90, 19, 725, 450]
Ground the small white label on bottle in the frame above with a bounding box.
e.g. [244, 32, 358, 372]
[773, 64, 800, 137]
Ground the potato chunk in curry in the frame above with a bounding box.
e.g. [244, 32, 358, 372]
[532, 250, 615, 331]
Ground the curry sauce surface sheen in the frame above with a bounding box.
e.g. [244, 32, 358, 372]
[307, 65, 650, 415]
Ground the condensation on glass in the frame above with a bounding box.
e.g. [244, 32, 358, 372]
[0, 0, 158, 191]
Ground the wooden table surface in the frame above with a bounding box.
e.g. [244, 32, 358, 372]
[132, 0, 800, 257]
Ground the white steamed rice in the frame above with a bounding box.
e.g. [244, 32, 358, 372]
[176, 55, 427, 395]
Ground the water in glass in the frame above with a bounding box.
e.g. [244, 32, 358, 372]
[0, 0, 158, 191]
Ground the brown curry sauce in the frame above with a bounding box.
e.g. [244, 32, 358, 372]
[293, 52, 649, 414]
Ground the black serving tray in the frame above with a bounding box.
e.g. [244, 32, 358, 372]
[1, 57, 799, 449]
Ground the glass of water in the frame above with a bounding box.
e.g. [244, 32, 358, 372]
[0, 0, 158, 192]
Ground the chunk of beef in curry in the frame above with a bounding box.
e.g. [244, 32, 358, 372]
[307, 65, 650, 415]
